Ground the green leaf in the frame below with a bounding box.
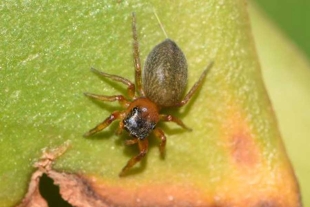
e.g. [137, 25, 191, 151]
[0, 1, 301, 206]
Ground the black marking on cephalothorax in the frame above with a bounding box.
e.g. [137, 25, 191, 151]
[123, 107, 156, 139]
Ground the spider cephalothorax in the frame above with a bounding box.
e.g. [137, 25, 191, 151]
[123, 98, 158, 139]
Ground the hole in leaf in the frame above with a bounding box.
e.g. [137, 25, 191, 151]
[39, 173, 72, 207]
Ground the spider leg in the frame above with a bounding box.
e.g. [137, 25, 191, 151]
[125, 138, 138, 145]
[115, 120, 125, 136]
[90, 67, 135, 99]
[119, 138, 148, 176]
[84, 93, 131, 108]
[84, 111, 125, 137]
[132, 12, 145, 97]
[159, 114, 192, 131]
[153, 128, 166, 155]
[176, 61, 214, 107]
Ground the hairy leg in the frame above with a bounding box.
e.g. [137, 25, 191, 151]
[84, 111, 125, 137]
[176, 61, 213, 107]
[90, 67, 136, 98]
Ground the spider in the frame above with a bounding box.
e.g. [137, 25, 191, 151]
[84, 13, 213, 176]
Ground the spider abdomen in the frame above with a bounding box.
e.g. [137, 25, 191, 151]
[142, 39, 188, 107]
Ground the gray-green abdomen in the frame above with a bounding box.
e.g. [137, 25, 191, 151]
[142, 39, 188, 107]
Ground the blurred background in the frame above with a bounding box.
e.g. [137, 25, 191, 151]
[254, 0, 310, 59]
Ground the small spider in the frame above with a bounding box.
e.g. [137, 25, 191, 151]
[84, 13, 213, 176]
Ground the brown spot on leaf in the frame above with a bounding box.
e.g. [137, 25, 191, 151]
[230, 131, 258, 166]
[221, 106, 260, 167]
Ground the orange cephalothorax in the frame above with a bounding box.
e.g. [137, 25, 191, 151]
[123, 98, 160, 139]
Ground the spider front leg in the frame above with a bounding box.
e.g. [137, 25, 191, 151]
[84, 93, 131, 108]
[119, 138, 148, 177]
[84, 111, 125, 137]
[90, 67, 136, 99]
[125, 138, 138, 145]
[132, 12, 145, 97]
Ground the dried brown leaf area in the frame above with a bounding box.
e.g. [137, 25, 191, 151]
[16, 142, 206, 207]
[17, 140, 301, 207]
[16, 141, 111, 207]
[16, 170, 48, 207]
